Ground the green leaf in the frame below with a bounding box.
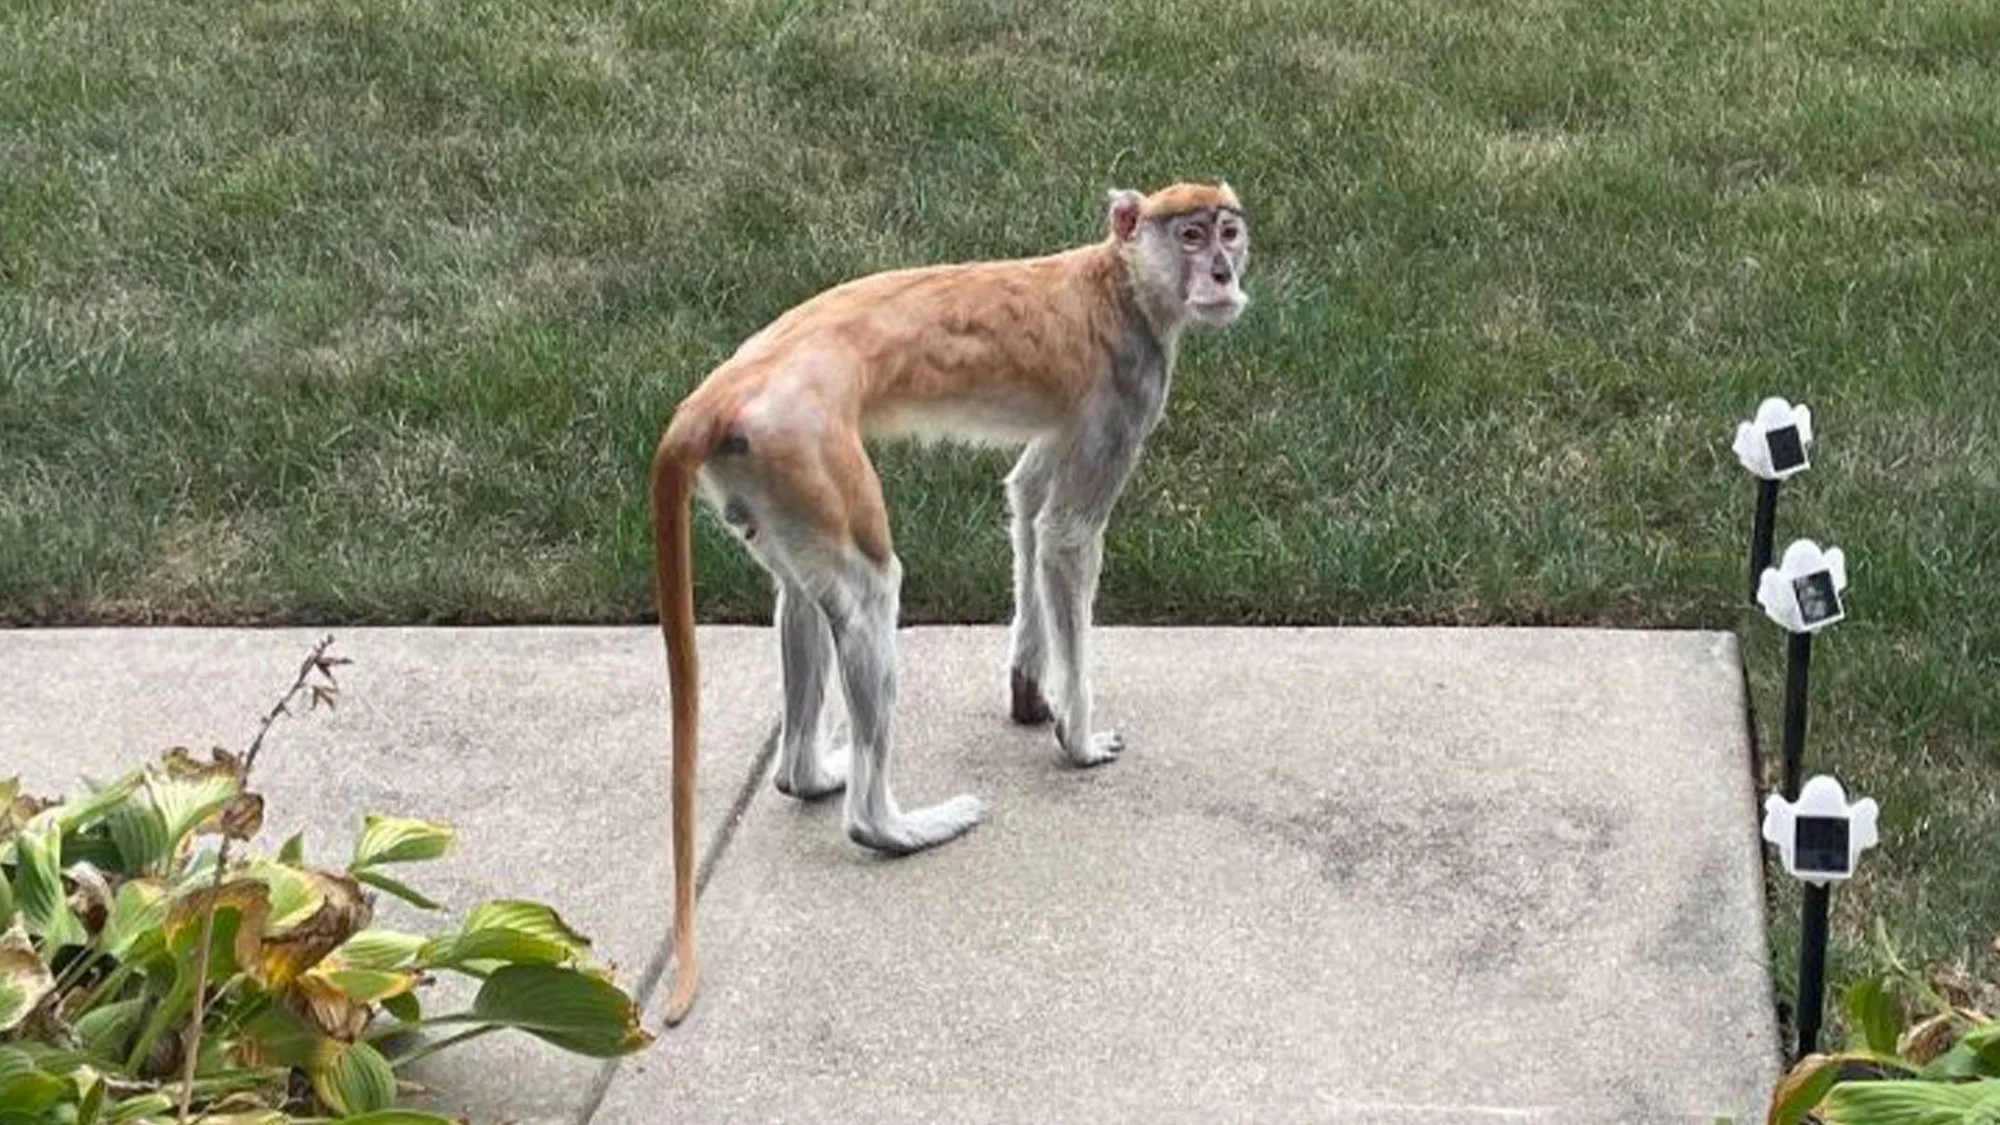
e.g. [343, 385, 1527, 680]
[60, 829, 124, 874]
[350, 816, 454, 869]
[71, 1066, 106, 1125]
[1823, 1079, 2000, 1123]
[278, 832, 306, 864]
[1961, 1025, 2000, 1078]
[105, 792, 169, 876]
[469, 964, 654, 1058]
[419, 927, 575, 973]
[0, 1044, 34, 1084]
[464, 900, 592, 954]
[53, 772, 143, 836]
[1921, 1042, 1984, 1080]
[351, 869, 442, 911]
[381, 992, 421, 1024]
[13, 818, 87, 949]
[1846, 978, 1906, 1057]
[73, 998, 146, 1063]
[0, 866, 13, 924]
[0, 1045, 67, 1118]
[339, 929, 426, 971]
[312, 1038, 397, 1117]
[105, 1093, 173, 1123]
[99, 879, 169, 960]
[241, 1002, 325, 1070]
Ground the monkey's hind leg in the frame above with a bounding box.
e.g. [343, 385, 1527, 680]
[824, 550, 985, 854]
[773, 580, 849, 800]
[1005, 441, 1057, 726]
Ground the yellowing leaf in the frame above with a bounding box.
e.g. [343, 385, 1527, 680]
[145, 765, 239, 857]
[165, 879, 271, 979]
[290, 967, 371, 1041]
[464, 900, 592, 954]
[245, 860, 327, 930]
[215, 792, 266, 841]
[0, 920, 54, 1032]
[311, 966, 420, 1005]
[160, 745, 242, 780]
[1767, 1053, 1844, 1125]
[311, 1037, 396, 1116]
[254, 870, 373, 990]
[350, 816, 454, 869]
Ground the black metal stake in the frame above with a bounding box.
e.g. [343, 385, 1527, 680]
[1750, 478, 1780, 606]
[1798, 882, 1831, 1057]
[1781, 624, 1826, 1059]
[1782, 631, 1813, 801]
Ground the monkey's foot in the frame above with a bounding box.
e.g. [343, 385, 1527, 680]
[847, 794, 986, 855]
[1056, 724, 1124, 768]
[774, 746, 850, 801]
[1009, 667, 1054, 725]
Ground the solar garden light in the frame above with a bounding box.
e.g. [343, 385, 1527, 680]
[1763, 775, 1880, 1058]
[1734, 397, 1815, 605]
[1758, 539, 1849, 801]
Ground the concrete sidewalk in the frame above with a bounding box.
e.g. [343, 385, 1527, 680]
[0, 627, 1778, 1124]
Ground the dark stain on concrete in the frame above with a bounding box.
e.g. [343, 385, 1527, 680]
[1207, 788, 1617, 976]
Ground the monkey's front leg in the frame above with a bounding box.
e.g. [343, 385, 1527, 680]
[1036, 516, 1123, 767]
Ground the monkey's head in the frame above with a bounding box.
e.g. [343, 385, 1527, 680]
[1109, 181, 1250, 329]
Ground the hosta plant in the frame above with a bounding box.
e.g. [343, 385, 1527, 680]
[0, 639, 652, 1124]
[1768, 927, 2000, 1124]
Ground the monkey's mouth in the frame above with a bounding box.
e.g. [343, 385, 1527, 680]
[1192, 296, 1247, 322]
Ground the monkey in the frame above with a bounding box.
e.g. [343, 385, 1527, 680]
[649, 181, 1250, 1025]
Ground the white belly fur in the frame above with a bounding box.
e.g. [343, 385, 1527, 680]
[863, 396, 1056, 449]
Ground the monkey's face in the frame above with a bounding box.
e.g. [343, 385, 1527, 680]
[1162, 208, 1250, 327]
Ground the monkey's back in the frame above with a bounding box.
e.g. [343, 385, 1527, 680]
[684, 241, 1136, 451]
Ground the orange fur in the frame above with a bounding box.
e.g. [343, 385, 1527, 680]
[1141, 181, 1241, 218]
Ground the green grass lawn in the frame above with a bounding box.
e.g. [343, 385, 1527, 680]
[2, 0, 1996, 1034]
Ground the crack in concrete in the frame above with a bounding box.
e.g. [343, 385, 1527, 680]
[571, 717, 780, 1125]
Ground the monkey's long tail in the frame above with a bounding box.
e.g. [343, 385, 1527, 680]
[651, 434, 701, 1027]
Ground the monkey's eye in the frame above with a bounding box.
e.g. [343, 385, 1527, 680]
[1179, 226, 1206, 247]
[1220, 225, 1241, 243]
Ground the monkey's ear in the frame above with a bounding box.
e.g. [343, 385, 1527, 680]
[1106, 189, 1144, 241]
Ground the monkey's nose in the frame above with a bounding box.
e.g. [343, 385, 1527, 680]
[1211, 261, 1233, 284]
